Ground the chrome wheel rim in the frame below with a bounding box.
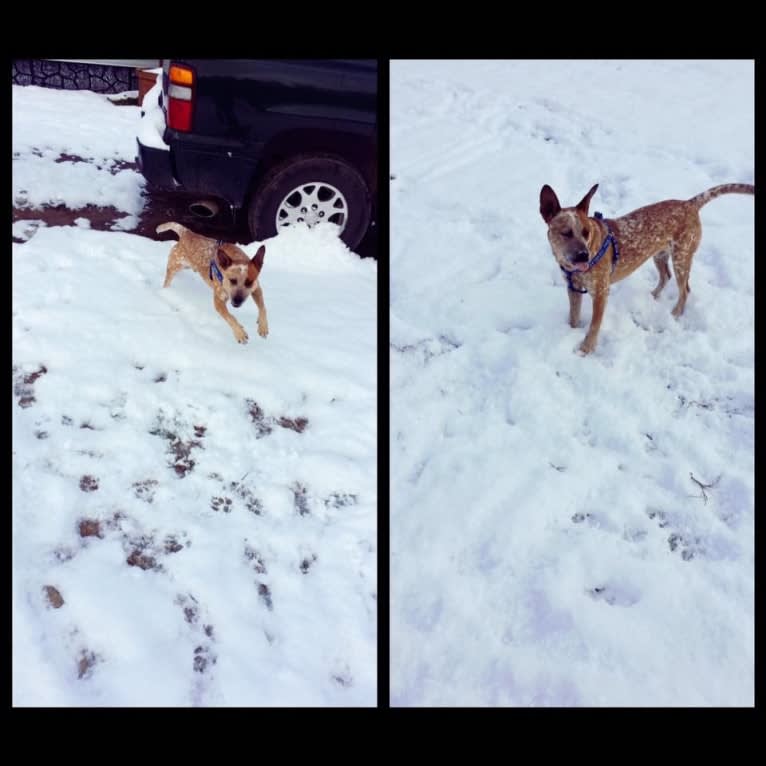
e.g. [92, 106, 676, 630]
[275, 181, 348, 235]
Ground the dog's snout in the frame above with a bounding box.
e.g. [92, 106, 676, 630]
[231, 296, 244, 308]
[573, 250, 589, 263]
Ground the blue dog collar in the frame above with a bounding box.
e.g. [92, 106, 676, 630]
[560, 212, 620, 293]
[209, 239, 224, 283]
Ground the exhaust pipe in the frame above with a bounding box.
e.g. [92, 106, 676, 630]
[189, 200, 219, 218]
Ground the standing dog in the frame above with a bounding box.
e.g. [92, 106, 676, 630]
[540, 183, 754, 355]
[158, 222, 269, 344]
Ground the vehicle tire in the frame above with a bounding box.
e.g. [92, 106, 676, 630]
[247, 154, 372, 251]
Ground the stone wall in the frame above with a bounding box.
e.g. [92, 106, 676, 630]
[12, 60, 137, 93]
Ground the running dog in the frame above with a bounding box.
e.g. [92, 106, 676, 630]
[158, 222, 269, 345]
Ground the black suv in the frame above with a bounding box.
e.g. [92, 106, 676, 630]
[136, 59, 377, 251]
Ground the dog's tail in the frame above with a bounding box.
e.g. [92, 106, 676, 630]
[156, 221, 187, 238]
[689, 183, 754, 210]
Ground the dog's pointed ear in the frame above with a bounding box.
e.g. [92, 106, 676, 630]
[251, 245, 265, 271]
[576, 184, 599, 215]
[217, 248, 232, 269]
[540, 185, 561, 223]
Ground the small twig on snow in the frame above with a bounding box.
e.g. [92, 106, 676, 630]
[689, 472, 721, 505]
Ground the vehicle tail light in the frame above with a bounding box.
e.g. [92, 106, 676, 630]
[167, 64, 195, 132]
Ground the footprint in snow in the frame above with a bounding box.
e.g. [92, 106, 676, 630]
[257, 583, 273, 611]
[587, 583, 640, 607]
[132, 479, 159, 503]
[210, 479, 263, 515]
[175, 593, 218, 705]
[331, 666, 353, 688]
[149, 411, 206, 478]
[243, 542, 267, 574]
[570, 511, 619, 534]
[299, 553, 318, 574]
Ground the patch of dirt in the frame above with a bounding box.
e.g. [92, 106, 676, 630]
[246, 399, 309, 439]
[124, 529, 187, 571]
[23, 367, 47, 385]
[127, 549, 159, 571]
[77, 649, 98, 680]
[164, 535, 184, 554]
[246, 400, 273, 438]
[277, 416, 309, 433]
[79, 519, 103, 538]
[125, 532, 159, 570]
[43, 585, 65, 609]
[149, 412, 205, 478]
[13, 203, 132, 241]
[13, 364, 47, 408]
[54, 153, 91, 165]
[79, 475, 99, 492]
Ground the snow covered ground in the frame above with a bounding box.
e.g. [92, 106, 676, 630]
[390, 60, 753, 707]
[12, 86, 144, 227]
[12, 85, 377, 706]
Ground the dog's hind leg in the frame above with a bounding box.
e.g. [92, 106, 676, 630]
[651, 250, 672, 299]
[669, 225, 701, 318]
[163, 246, 185, 288]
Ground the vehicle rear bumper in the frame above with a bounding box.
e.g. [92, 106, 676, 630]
[136, 138, 179, 190]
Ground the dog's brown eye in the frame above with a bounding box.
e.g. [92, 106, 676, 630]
[230, 278, 238, 286]
[563, 229, 573, 238]
[245, 280, 254, 288]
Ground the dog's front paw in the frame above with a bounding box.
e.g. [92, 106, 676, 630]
[258, 320, 269, 338]
[577, 340, 595, 356]
[234, 328, 249, 344]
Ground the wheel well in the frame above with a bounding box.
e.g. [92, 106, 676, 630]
[244, 128, 376, 213]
